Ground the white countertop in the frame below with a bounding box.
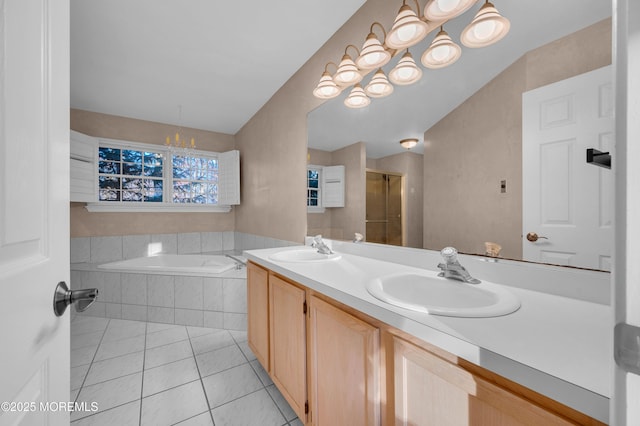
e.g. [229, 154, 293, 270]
[244, 245, 612, 423]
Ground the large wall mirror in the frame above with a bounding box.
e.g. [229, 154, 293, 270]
[307, 0, 613, 271]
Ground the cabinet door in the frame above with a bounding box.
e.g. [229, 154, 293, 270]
[269, 274, 307, 421]
[247, 262, 269, 370]
[392, 335, 573, 426]
[309, 295, 380, 426]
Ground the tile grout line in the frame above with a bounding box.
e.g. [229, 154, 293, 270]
[72, 318, 111, 404]
[185, 326, 217, 426]
[138, 321, 148, 426]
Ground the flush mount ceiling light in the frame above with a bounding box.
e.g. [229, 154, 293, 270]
[386, 1, 430, 50]
[421, 27, 462, 69]
[399, 138, 419, 150]
[461, 1, 510, 48]
[365, 69, 394, 98]
[333, 45, 363, 86]
[312, 62, 342, 99]
[313, 0, 510, 108]
[389, 50, 423, 86]
[344, 84, 371, 108]
[356, 22, 392, 71]
[424, 0, 478, 21]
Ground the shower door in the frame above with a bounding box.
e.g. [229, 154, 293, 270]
[366, 171, 403, 246]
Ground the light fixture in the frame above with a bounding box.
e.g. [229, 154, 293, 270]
[386, 1, 429, 50]
[424, 0, 478, 21]
[344, 84, 371, 108]
[365, 69, 394, 98]
[389, 50, 423, 86]
[356, 22, 392, 70]
[165, 105, 195, 152]
[399, 138, 419, 150]
[312, 0, 510, 108]
[461, 1, 510, 48]
[333, 45, 362, 86]
[312, 62, 341, 99]
[421, 27, 461, 69]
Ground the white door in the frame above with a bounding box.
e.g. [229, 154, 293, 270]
[0, 0, 70, 425]
[522, 66, 613, 270]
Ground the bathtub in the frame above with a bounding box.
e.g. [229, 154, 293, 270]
[97, 254, 242, 275]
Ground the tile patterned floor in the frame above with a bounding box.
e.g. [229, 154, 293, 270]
[71, 316, 301, 426]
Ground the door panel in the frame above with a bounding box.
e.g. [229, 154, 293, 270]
[522, 65, 613, 270]
[0, 0, 70, 424]
[269, 274, 307, 420]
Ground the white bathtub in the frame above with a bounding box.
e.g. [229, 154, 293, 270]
[97, 254, 242, 275]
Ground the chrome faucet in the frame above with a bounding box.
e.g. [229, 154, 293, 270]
[312, 235, 333, 255]
[437, 247, 481, 284]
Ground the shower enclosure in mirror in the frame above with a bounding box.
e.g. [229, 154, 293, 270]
[366, 171, 402, 246]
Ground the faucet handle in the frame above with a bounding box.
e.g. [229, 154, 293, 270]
[440, 247, 459, 263]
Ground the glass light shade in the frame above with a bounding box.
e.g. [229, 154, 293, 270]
[344, 84, 371, 108]
[356, 33, 392, 70]
[461, 2, 510, 48]
[421, 29, 462, 69]
[389, 51, 423, 86]
[399, 138, 418, 149]
[424, 0, 478, 21]
[333, 54, 362, 86]
[365, 69, 394, 98]
[386, 4, 429, 50]
[313, 71, 341, 99]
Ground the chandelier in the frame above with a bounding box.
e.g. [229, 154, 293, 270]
[165, 105, 196, 153]
[313, 0, 510, 109]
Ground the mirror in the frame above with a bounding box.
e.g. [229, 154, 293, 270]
[307, 0, 613, 271]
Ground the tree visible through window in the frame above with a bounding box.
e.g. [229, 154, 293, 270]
[307, 166, 321, 207]
[98, 143, 219, 204]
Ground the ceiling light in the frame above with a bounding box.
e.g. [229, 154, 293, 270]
[312, 63, 341, 99]
[421, 27, 462, 69]
[386, 1, 429, 50]
[424, 0, 478, 21]
[356, 22, 392, 70]
[334, 45, 363, 86]
[461, 1, 510, 48]
[365, 69, 394, 98]
[165, 105, 195, 152]
[344, 84, 371, 108]
[399, 138, 419, 149]
[389, 50, 423, 86]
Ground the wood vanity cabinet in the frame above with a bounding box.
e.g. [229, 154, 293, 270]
[269, 274, 307, 420]
[246, 262, 269, 369]
[388, 334, 582, 426]
[308, 295, 380, 425]
[247, 261, 605, 426]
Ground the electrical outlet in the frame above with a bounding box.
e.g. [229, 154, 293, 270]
[500, 180, 507, 193]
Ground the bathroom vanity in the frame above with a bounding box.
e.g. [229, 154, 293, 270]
[244, 243, 610, 425]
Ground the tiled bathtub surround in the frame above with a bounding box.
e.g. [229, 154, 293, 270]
[70, 316, 301, 425]
[70, 232, 297, 330]
[70, 270, 248, 330]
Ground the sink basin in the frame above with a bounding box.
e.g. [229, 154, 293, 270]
[269, 249, 342, 263]
[366, 272, 520, 318]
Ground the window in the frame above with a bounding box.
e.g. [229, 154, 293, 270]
[88, 136, 239, 212]
[307, 165, 324, 213]
[98, 147, 164, 202]
[172, 155, 218, 204]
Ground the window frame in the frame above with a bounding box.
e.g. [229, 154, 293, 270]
[307, 164, 325, 213]
[87, 137, 231, 213]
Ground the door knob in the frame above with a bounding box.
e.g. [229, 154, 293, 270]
[526, 232, 548, 242]
[53, 281, 99, 317]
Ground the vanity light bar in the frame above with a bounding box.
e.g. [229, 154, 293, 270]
[312, 0, 510, 109]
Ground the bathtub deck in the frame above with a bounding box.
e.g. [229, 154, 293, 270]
[71, 316, 299, 425]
